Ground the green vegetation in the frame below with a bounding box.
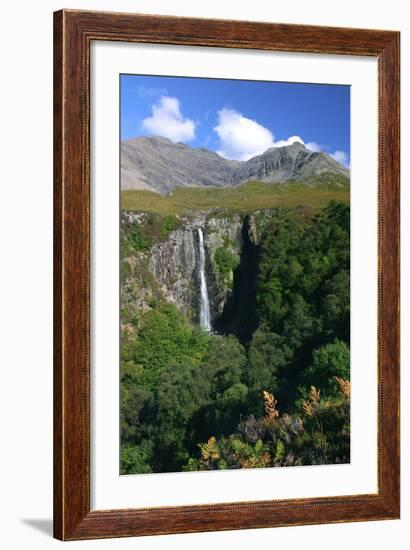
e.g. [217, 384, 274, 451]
[160, 214, 180, 238]
[188, 379, 350, 471]
[121, 213, 182, 255]
[120, 202, 350, 474]
[120, 223, 152, 255]
[121, 179, 349, 216]
[124, 303, 209, 391]
[214, 247, 240, 287]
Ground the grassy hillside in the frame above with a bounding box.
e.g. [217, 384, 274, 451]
[121, 179, 349, 216]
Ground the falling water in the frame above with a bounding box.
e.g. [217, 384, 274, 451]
[197, 228, 211, 331]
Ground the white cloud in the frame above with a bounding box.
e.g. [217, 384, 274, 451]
[274, 135, 305, 148]
[213, 108, 310, 161]
[214, 108, 275, 161]
[305, 141, 322, 152]
[330, 150, 349, 167]
[142, 96, 196, 143]
[211, 107, 349, 167]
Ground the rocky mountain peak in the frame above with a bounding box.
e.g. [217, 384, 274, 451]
[121, 136, 349, 194]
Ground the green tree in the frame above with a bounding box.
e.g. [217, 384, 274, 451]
[319, 269, 350, 341]
[298, 339, 350, 398]
[247, 328, 291, 393]
[120, 443, 153, 474]
[134, 303, 209, 390]
[155, 360, 211, 470]
[201, 334, 247, 397]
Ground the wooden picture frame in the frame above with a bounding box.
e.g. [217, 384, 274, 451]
[54, 9, 400, 541]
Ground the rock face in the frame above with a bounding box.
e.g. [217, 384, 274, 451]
[148, 217, 205, 320]
[149, 214, 244, 323]
[121, 137, 349, 194]
[230, 142, 349, 184]
[121, 211, 246, 325]
[149, 228, 198, 315]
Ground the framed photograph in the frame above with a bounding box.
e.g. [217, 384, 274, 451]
[54, 9, 400, 540]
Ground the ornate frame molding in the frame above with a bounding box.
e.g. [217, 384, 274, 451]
[54, 9, 400, 540]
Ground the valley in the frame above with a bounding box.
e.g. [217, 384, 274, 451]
[120, 137, 351, 475]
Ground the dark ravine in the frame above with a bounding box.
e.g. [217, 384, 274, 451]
[214, 216, 260, 343]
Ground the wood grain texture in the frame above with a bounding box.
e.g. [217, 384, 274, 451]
[53, 9, 400, 541]
[53, 10, 63, 541]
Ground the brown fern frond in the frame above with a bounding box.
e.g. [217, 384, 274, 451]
[335, 376, 350, 399]
[263, 390, 279, 420]
[302, 386, 321, 417]
[302, 400, 314, 417]
[309, 386, 320, 402]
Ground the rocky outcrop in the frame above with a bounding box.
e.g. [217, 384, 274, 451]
[230, 142, 349, 184]
[148, 223, 199, 320]
[121, 211, 253, 325]
[147, 214, 243, 323]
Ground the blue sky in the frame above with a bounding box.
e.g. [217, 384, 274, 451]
[120, 74, 350, 166]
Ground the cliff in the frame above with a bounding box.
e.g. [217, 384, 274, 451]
[120, 210, 273, 339]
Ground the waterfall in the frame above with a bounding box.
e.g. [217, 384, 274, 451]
[197, 228, 211, 331]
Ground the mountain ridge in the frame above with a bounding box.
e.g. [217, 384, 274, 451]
[121, 136, 349, 195]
